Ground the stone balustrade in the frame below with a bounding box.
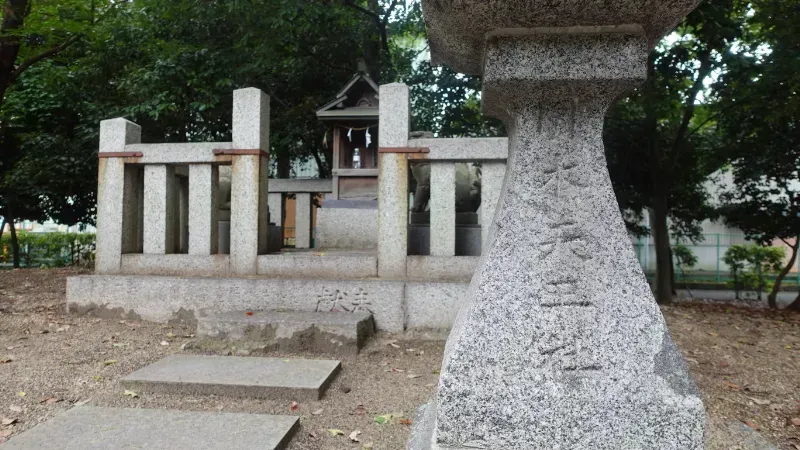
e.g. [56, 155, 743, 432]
[96, 88, 271, 276]
[95, 85, 508, 280]
[377, 83, 508, 280]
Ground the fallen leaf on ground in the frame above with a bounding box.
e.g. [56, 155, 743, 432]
[791, 417, 800, 427]
[724, 381, 741, 391]
[16, 392, 25, 398]
[159, 341, 169, 346]
[1, 418, 17, 426]
[391, 368, 405, 373]
[387, 341, 400, 349]
[290, 401, 298, 411]
[8, 406, 21, 413]
[327, 429, 344, 437]
[742, 420, 759, 430]
[362, 443, 374, 449]
[432, 369, 440, 374]
[720, 361, 730, 368]
[40, 397, 61, 404]
[0, 356, 12, 364]
[308, 432, 317, 439]
[122, 390, 139, 398]
[112, 343, 129, 348]
[166, 332, 176, 338]
[311, 408, 324, 415]
[399, 418, 413, 426]
[407, 374, 421, 379]
[349, 430, 361, 442]
[75, 399, 91, 406]
[375, 414, 393, 424]
[245, 311, 254, 316]
[747, 397, 770, 406]
[103, 359, 117, 366]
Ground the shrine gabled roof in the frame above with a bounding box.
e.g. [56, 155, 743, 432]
[316, 71, 380, 121]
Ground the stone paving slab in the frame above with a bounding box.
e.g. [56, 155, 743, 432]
[197, 310, 374, 354]
[121, 355, 340, 400]
[2, 406, 298, 450]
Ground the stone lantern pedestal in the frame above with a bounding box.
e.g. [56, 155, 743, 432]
[410, 2, 706, 449]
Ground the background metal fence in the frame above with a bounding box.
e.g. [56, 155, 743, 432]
[633, 233, 800, 286]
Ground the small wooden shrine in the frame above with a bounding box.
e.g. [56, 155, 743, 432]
[316, 60, 379, 200]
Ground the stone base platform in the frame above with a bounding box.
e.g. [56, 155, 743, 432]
[1, 406, 298, 450]
[258, 249, 378, 279]
[196, 310, 375, 354]
[121, 355, 340, 400]
[67, 274, 471, 333]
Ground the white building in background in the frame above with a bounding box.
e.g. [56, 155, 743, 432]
[634, 169, 800, 278]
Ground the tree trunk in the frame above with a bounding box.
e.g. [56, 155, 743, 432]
[652, 192, 673, 305]
[0, 1, 29, 157]
[7, 208, 20, 268]
[768, 241, 798, 309]
[0, 218, 5, 242]
[276, 153, 291, 179]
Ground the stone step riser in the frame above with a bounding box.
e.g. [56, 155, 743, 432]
[196, 310, 374, 355]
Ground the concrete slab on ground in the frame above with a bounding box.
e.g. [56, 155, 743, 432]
[197, 310, 374, 354]
[2, 406, 298, 450]
[121, 354, 341, 400]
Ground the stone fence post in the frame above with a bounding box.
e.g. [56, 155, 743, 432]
[377, 83, 410, 278]
[230, 88, 270, 274]
[96, 118, 141, 274]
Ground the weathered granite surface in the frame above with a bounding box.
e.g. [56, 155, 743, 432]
[411, 2, 706, 449]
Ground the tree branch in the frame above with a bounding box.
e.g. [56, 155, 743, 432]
[340, 0, 380, 23]
[10, 34, 79, 82]
[382, 0, 401, 24]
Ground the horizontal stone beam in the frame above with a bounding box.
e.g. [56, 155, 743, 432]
[124, 143, 233, 164]
[268, 178, 333, 193]
[407, 137, 508, 161]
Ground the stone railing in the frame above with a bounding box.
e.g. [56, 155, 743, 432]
[268, 179, 332, 249]
[96, 88, 271, 276]
[377, 83, 507, 279]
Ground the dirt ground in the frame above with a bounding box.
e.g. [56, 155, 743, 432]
[1, 268, 799, 449]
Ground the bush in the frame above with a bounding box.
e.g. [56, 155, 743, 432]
[723, 244, 785, 300]
[0, 231, 95, 267]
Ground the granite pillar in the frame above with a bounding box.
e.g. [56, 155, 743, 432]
[230, 88, 270, 274]
[295, 193, 312, 249]
[96, 118, 141, 273]
[410, 2, 706, 449]
[377, 83, 410, 278]
[430, 162, 455, 257]
[143, 165, 177, 254]
[268, 193, 285, 227]
[189, 164, 219, 255]
[479, 161, 506, 251]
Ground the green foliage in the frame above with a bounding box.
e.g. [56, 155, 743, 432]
[673, 244, 698, 270]
[604, 0, 746, 240]
[723, 244, 785, 300]
[0, 231, 94, 267]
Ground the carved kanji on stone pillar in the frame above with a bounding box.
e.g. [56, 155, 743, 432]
[409, 2, 706, 449]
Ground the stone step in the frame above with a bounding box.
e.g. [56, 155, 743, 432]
[121, 354, 340, 400]
[2, 406, 298, 450]
[197, 310, 375, 354]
